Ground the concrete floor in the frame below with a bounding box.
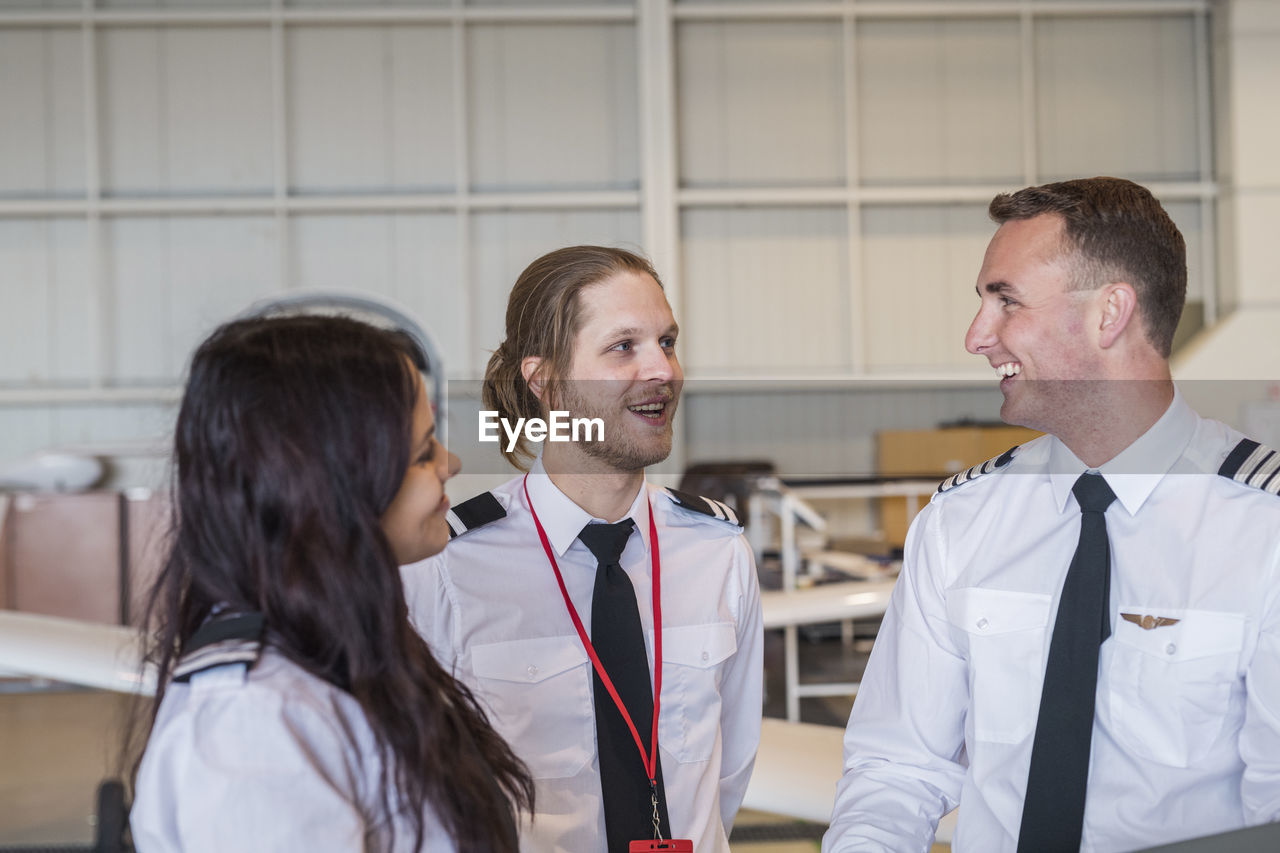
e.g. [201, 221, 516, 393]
[0, 685, 137, 847]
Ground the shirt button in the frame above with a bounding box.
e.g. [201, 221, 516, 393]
[1165, 644, 1177, 656]
[701, 651, 710, 662]
[976, 618, 989, 630]
[527, 665, 538, 679]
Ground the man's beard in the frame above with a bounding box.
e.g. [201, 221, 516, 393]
[554, 380, 677, 473]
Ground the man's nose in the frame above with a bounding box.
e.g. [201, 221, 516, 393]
[965, 307, 996, 356]
[639, 344, 676, 383]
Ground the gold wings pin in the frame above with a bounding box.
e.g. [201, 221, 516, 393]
[1120, 612, 1180, 631]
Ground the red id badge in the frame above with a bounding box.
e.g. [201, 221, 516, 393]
[628, 841, 693, 852]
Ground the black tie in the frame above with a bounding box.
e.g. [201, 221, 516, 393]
[578, 520, 671, 852]
[1017, 473, 1117, 853]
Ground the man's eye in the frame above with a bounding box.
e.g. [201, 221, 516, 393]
[999, 296, 1016, 307]
[612, 341, 633, 352]
[660, 337, 676, 349]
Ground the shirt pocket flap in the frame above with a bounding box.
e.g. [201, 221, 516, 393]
[471, 635, 588, 684]
[1113, 609, 1244, 662]
[658, 622, 737, 669]
[946, 587, 1053, 635]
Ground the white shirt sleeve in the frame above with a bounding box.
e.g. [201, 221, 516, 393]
[1241, 551, 1280, 823]
[823, 502, 968, 853]
[402, 555, 459, 671]
[715, 535, 764, 830]
[132, 678, 375, 853]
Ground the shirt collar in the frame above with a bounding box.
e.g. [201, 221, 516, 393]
[523, 456, 653, 558]
[1047, 386, 1197, 516]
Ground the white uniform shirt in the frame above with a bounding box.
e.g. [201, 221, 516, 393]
[132, 649, 456, 853]
[824, 390, 1280, 853]
[402, 461, 764, 852]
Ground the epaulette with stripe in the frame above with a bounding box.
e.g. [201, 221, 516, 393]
[937, 445, 1020, 494]
[662, 487, 743, 528]
[1218, 439, 1280, 496]
[447, 491, 508, 538]
[173, 612, 265, 682]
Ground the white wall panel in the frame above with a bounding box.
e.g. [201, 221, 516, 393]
[0, 409, 54, 460]
[50, 404, 176, 450]
[0, 219, 90, 384]
[0, 2, 1223, 489]
[862, 204, 994, 370]
[858, 18, 1022, 186]
[0, 0, 79, 8]
[290, 213, 465, 373]
[99, 27, 274, 195]
[286, 0, 442, 7]
[468, 0, 628, 6]
[0, 402, 174, 470]
[469, 209, 643, 374]
[1036, 15, 1200, 182]
[1163, 199, 1204, 303]
[0, 404, 173, 489]
[1233, 191, 1280, 305]
[289, 26, 455, 193]
[1229, 25, 1280, 186]
[678, 21, 845, 188]
[681, 207, 849, 373]
[99, 1, 266, 7]
[0, 29, 85, 197]
[469, 24, 638, 192]
[105, 216, 279, 382]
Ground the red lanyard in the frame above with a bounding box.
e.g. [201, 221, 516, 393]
[522, 475, 663, 790]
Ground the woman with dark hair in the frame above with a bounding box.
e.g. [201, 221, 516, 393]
[129, 314, 533, 852]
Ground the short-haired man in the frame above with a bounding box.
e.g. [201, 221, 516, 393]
[403, 246, 763, 852]
[824, 178, 1280, 852]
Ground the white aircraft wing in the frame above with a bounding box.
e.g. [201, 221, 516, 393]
[0, 610, 154, 695]
[760, 579, 896, 630]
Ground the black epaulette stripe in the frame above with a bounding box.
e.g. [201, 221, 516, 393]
[1252, 451, 1280, 486]
[937, 445, 1020, 494]
[173, 641, 261, 682]
[448, 491, 506, 538]
[1219, 438, 1280, 496]
[710, 497, 740, 526]
[664, 487, 743, 527]
[186, 612, 264, 655]
[1219, 439, 1261, 479]
[173, 611, 265, 682]
[1261, 465, 1280, 493]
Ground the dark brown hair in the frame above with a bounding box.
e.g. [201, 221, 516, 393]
[482, 245, 662, 469]
[989, 177, 1187, 357]
[134, 315, 532, 851]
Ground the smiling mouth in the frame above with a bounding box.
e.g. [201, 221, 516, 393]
[995, 362, 1022, 379]
[627, 401, 667, 420]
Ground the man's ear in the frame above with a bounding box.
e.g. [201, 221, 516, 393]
[1098, 282, 1138, 349]
[521, 356, 547, 403]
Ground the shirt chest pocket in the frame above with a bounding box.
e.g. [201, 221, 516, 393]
[946, 588, 1052, 745]
[655, 622, 737, 764]
[470, 636, 593, 779]
[1106, 609, 1244, 768]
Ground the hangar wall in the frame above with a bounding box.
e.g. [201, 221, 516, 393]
[1, 0, 1267, 490]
